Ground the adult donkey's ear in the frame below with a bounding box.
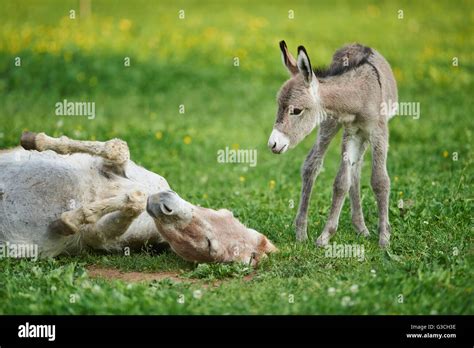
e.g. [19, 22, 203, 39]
[279, 40, 298, 76]
[297, 45, 314, 84]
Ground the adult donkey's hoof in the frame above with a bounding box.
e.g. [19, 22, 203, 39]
[21, 131, 38, 150]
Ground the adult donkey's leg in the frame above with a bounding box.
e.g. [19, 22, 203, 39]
[295, 118, 340, 241]
[370, 123, 391, 248]
[21, 132, 129, 174]
[49, 191, 146, 240]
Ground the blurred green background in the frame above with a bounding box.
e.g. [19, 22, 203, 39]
[0, 0, 472, 314]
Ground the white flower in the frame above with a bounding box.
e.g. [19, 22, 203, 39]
[193, 289, 203, 299]
[350, 284, 359, 293]
[341, 296, 352, 307]
[328, 287, 336, 296]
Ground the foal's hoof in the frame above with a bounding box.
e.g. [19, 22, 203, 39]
[352, 219, 370, 237]
[379, 237, 390, 249]
[315, 234, 330, 247]
[294, 218, 308, 242]
[379, 225, 391, 248]
[21, 131, 38, 150]
[357, 227, 370, 237]
[295, 229, 308, 242]
[296, 234, 308, 242]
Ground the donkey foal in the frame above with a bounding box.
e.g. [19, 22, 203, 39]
[268, 41, 397, 248]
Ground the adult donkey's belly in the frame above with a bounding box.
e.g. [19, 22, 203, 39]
[0, 148, 98, 252]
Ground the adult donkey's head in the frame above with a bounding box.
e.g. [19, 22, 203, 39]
[146, 190, 277, 266]
[268, 41, 324, 154]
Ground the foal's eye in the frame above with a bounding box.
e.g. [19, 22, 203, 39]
[289, 108, 303, 116]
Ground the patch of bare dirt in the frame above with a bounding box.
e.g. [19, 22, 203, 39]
[86, 265, 186, 283]
[86, 265, 255, 286]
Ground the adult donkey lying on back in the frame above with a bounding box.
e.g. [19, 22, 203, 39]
[0, 132, 276, 264]
[268, 41, 397, 248]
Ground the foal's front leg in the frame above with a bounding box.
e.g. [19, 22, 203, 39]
[295, 118, 340, 241]
[316, 131, 352, 247]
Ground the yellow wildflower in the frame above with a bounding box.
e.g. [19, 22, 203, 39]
[119, 19, 132, 32]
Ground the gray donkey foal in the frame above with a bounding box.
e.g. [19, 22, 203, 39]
[268, 41, 397, 248]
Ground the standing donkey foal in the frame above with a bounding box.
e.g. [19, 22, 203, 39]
[268, 41, 397, 248]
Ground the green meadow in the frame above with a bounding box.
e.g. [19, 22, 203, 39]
[0, 0, 472, 314]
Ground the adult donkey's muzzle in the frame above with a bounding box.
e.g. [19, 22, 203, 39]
[146, 190, 192, 219]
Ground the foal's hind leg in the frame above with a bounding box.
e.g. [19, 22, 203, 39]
[370, 124, 391, 248]
[21, 132, 129, 174]
[347, 133, 370, 237]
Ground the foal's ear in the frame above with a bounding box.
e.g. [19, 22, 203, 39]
[279, 40, 299, 76]
[297, 45, 314, 84]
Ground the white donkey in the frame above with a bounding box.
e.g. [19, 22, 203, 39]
[0, 132, 276, 264]
[268, 41, 397, 248]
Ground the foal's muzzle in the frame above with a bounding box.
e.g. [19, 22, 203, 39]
[268, 129, 290, 154]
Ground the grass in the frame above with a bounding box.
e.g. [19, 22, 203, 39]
[0, 0, 472, 314]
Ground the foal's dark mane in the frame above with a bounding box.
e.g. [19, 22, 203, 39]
[313, 44, 381, 87]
